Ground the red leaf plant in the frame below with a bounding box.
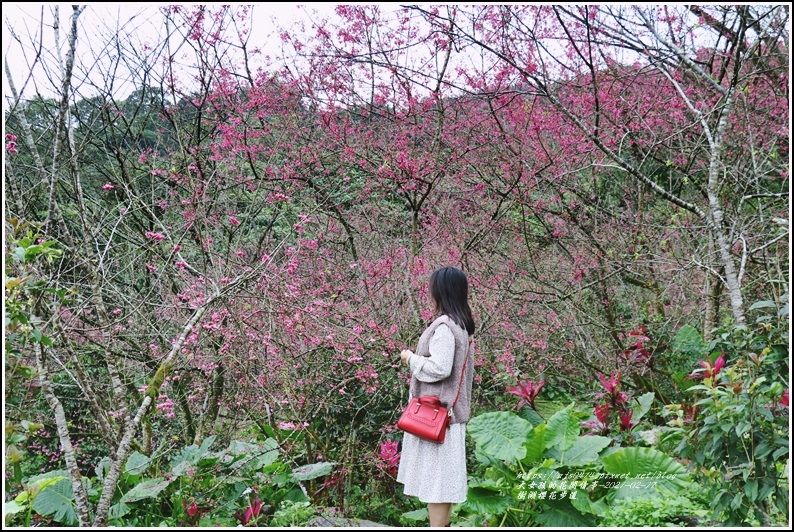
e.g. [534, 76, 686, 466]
[235, 494, 265, 526]
[377, 440, 400, 476]
[507, 379, 545, 410]
[619, 408, 638, 432]
[582, 403, 612, 435]
[183, 500, 199, 517]
[597, 371, 623, 397]
[622, 326, 653, 369]
[689, 352, 727, 389]
[694, 352, 726, 379]
[583, 371, 637, 437]
[594, 403, 610, 424]
[181, 499, 204, 526]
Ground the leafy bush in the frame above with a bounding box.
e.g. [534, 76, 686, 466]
[270, 500, 315, 526]
[347, 479, 418, 526]
[601, 492, 709, 527]
[459, 403, 693, 527]
[667, 301, 789, 526]
[3, 433, 335, 527]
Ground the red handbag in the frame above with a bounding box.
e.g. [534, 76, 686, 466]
[397, 340, 470, 444]
[397, 395, 451, 443]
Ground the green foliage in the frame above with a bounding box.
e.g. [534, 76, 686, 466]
[3, 470, 70, 527]
[546, 435, 611, 467]
[667, 305, 789, 526]
[4, 420, 44, 485]
[270, 500, 315, 527]
[601, 492, 709, 527]
[467, 411, 532, 461]
[669, 324, 711, 393]
[461, 401, 693, 527]
[4, 220, 65, 355]
[4, 6, 790, 528]
[141, 434, 328, 527]
[601, 447, 689, 501]
[291, 461, 335, 481]
[343, 482, 417, 526]
[5, 433, 333, 527]
[31, 476, 79, 525]
[120, 478, 172, 504]
[400, 507, 429, 523]
[3, 222, 84, 510]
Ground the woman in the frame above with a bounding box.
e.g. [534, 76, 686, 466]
[397, 266, 475, 527]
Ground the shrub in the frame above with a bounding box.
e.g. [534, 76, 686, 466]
[669, 300, 789, 526]
[458, 403, 694, 527]
[600, 492, 709, 527]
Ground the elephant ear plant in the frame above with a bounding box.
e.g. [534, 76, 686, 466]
[457, 403, 697, 527]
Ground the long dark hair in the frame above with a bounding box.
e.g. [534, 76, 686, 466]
[429, 266, 475, 335]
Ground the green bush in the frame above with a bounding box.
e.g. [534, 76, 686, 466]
[670, 301, 789, 526]
[601, 492, 709, 527]
[270, 500, 315, 526]
[458, 403, 694, 527]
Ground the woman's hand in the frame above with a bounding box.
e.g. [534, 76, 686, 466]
[400, 349, 414, 366]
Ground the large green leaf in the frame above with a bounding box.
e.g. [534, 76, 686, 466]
[198, 454, 220, 468]
[95, 456, 111, 482]
[523, 424, 547, 463]
[32, 478, 77, 525]
[462, 482, 513, 516]
[545, 404, 579, 453]
[26, 469, 68, 483]
[171, 435, 217, 476]
[473, 445, 511, 472]
[601, 447, 690, 500]
[473, 448, 517, 484]
[4, 500, 24, 518]
[108, 502, 130, 520]
[227, 439, 259, 458]
[749, 300, 778, 311]
[227, 438, 280, 470]
[547, 435, 611, 467]
[518, 405, 546, 426]
[253, 440, 280, 470]
[124, 451, 151, 476]
[120, 478, 171, 503]
[468, 411, 532, 462]
[291, 461, 334, 481]
[569, 489, 607, 515]
[196, 435, 217, 453]
[534, 498, 595, 527]
[632, 392, 655, 424]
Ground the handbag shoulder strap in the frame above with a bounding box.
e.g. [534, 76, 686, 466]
[451, 337, 472, 410]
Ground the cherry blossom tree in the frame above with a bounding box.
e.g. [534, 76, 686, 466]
[403, 4, 789, 329]
[285, 4, 787, 371]
[3, 4, 788, 525]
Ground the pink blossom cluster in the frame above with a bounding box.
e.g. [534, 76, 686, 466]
[6, 133, 18, 153]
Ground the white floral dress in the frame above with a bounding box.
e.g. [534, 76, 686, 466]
[396, 324, 468, 503]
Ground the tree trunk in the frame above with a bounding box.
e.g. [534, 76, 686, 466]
[33, 341, 92, 527]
